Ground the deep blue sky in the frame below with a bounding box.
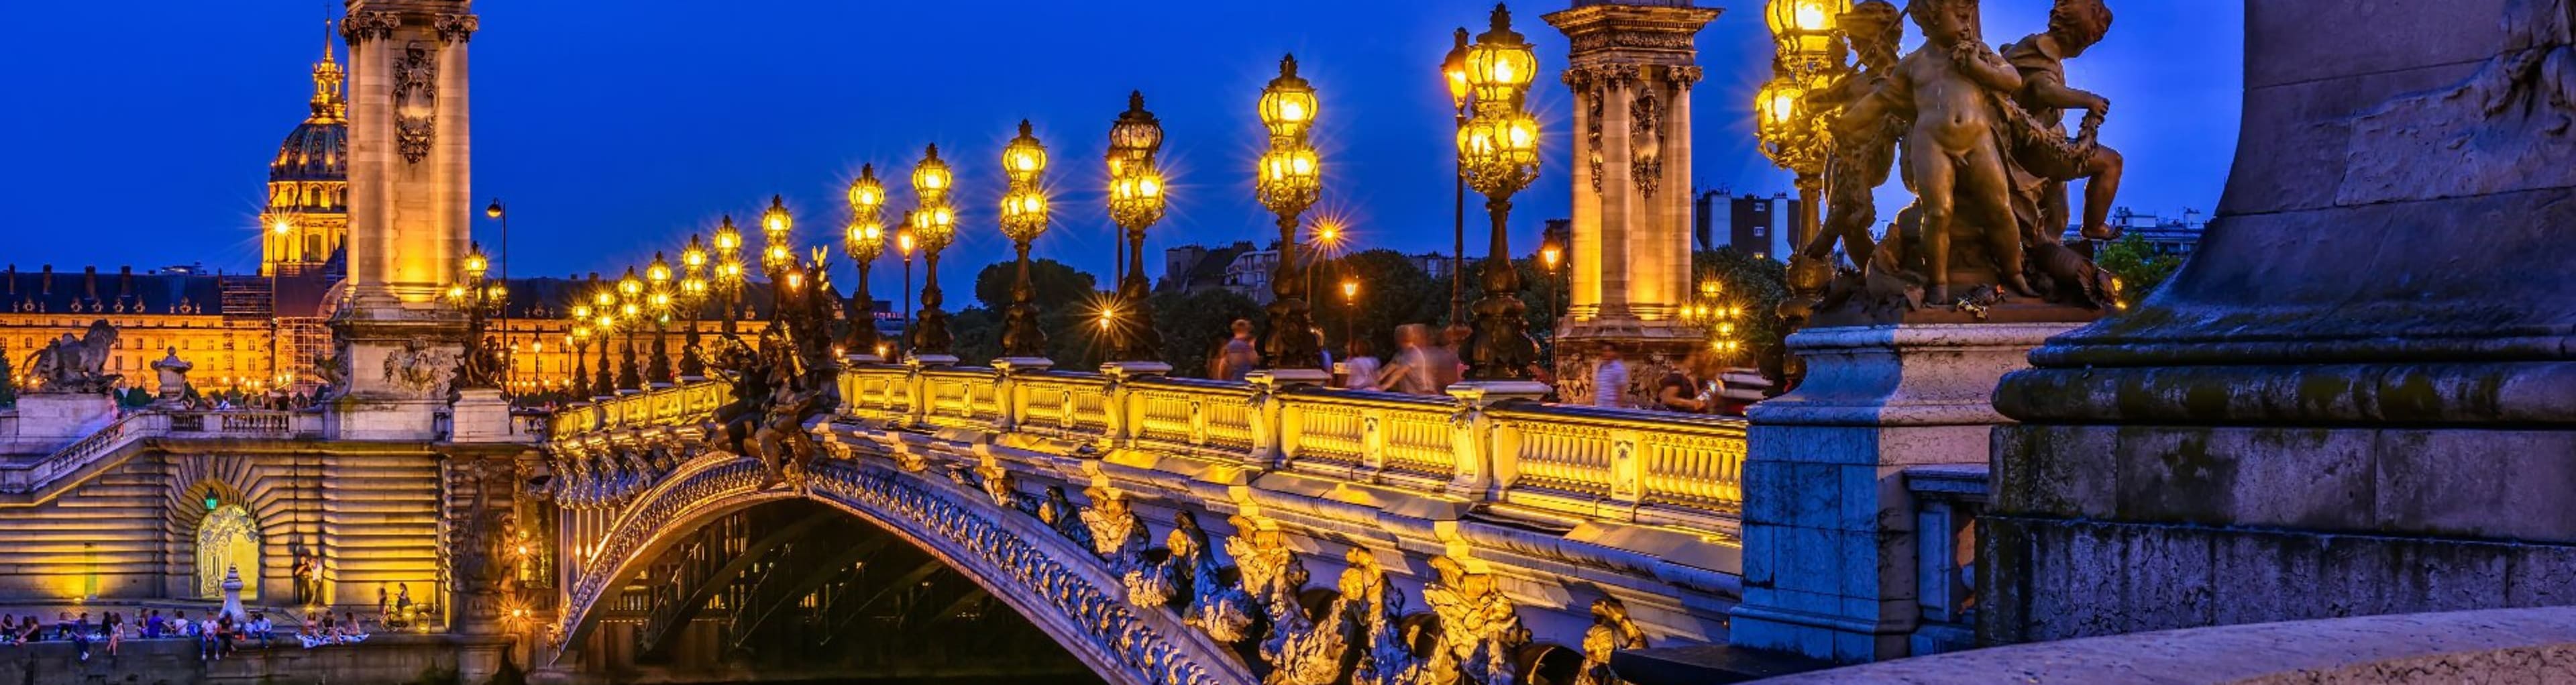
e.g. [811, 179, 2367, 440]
[1, 1, 2240, 296]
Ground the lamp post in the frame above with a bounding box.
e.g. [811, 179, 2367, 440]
[614, 267, 644, 393]
[1106, 91, 1168, 364]
[588, 276, 613, 397]
[451, 243, 504, 390]
[482, 199, 510, 386]
[1442, 27, 1473, 327]
[1682, 276, 1743, 361]
[759, 196, 794, 325]
[1339, 278, 1359, 354]
[908, 146, 957, 358]
[843, 166, 888, 361]
[1256, 54, 1325, 372]
[1760, 0, 1849, 321]
[645, 252, 675, 386]
[712, 216, 745, 336]
[896, 223, 917, 358]
[1541, 239, 1563, 358]
[998, 121, 1052, 361]
[568, 320, 590, 401]
[1458, 4, 1543, 380]
[679, 235, 710, 378]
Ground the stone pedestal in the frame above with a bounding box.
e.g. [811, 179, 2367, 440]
[220, 566, 247, 621]
[1730, 322, 2074, 663]
[1980, 0, 2576, 647]
[5, 394, 117, 454]
[448, 388, 515, 443]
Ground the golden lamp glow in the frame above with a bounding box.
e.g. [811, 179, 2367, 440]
[484, 199, 504, 220]
[761, 195, 793, 238]
[463, 249, 489, 280]
[1464, 4, 1538, 107]
[1542, 244, 1562, 268]
[647, 252, 672, 283]
[1258, 54, 1320, 139]
[1340, 279, 1358, 299]
[912, 144, 953, 201]
[897, 227, 918, 257]
[683, 235, 708, 269]
[1756, 76, 1806, 128]
[1004, 120, 1049, 183]
[1766, 0, 1848, 54]
[618, 268, 643, 297]
[445, 284, 467, 301]
[572, 304, 592, 319]
[1442, 27, 1472, 110]
[270, 218, 294, 235]
[714, 216, 743, 254]
[592, 289, 614, 309]
[848, 164, 885, 213]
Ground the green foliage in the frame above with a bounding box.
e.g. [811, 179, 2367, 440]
[941, 258, 1114, 368]
[2090, 232, 2184, 309]
[1148, 288, 1263, 378]
[0, 354, 13, 408]
[1311, 249, 1446, 360]
[1693, 248, 1792, 380]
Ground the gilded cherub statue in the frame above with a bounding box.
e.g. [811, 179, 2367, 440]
[1803, 0, 1907, 265]
[1886, 0, 2033, 303]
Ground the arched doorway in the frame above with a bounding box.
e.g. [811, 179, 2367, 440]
[196, 504, 260, 600]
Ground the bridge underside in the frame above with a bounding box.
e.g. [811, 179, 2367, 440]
[561, 498, 1099, 683]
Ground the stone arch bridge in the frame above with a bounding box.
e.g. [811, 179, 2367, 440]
[543, 363, 1750, 684]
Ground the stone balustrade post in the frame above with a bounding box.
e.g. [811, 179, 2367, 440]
[991, 359, 1051, 433]
[1242, 371, 1295, 469]
[1098, 363, 1165, 453]
[1446, 381, 1544, 498]
[902, 357, 934, 429]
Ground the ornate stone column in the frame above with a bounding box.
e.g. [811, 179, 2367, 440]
[1545, 1, 1721, 407]
[1982, 0, 2576, 645]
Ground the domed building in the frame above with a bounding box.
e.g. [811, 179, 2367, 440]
[262, 42, 350, 278]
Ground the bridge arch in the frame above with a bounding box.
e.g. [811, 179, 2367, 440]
[557, 452, 1254, 685]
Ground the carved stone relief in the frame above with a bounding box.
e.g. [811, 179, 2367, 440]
[1631, 85, 1665, 199]
[433, 13, 480, 45]
[394, 42, 438, 164]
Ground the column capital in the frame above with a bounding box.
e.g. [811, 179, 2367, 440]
[433, 13, 480, 45]
[341, 11, 401, 44]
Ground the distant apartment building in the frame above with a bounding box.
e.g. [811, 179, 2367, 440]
[2063, 209, 2209, 258]
[1693, 189, 1799, 260]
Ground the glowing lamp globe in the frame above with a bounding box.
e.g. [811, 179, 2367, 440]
[1258, 54, 1319, 140]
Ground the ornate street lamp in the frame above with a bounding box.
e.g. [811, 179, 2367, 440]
[908, 145, 957, 358]
[712, 215, 745, 335]
[1443, 27, 1474, 325]
[1458, 3, 1542, 380]
[645, 252, 675, 386]
[452, 242, 506, 390]
[1540, 235, 1564, 356]
[1256, 54, 1325, 372]
[760, 195, 794, 280]
[1106, 91, 1168, 364]
[568, 319, 591, 400]
[588, 276, 614, 397]
[615, 266, 645, 392]
[843, 165, 888, 360]
[678, 235, 710, 378]
[1761, 0, 1849, 320]
[998, 121, 1052, 360]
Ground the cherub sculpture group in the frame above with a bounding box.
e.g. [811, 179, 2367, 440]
[1803, 0, 2126, 319]
[710, 258, 844, 487]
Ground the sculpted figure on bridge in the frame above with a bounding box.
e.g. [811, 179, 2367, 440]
[1081, 486, 1150, 576]
[23, 320, 120, 394]
[1422, 557, 1529, 685]
[1576, 598, 1647, 685]
[1346, 547, 1427, 685]
[1038, 485, 1095, 551]
[1813, 0, 2126, 321]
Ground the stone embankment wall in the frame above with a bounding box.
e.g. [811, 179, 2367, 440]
[0, 634, 478, 685]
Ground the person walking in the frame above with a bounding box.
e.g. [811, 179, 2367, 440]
[1591, 343, 1631, 408]
[1214, 320, 1260, 382]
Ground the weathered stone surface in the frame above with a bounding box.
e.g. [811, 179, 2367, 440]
[1758, 606, 2576, 685]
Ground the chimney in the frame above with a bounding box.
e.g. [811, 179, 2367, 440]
[118, 266, 133, 299]
[40, 265, 52, 295]
[83, 266, 98, 301]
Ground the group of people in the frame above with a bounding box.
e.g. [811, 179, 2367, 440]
[0, 609, 282, 662]
[293, 611, 372, 649]
[1589, 344, 1748, 415]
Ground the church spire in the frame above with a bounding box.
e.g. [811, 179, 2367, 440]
[309, 19, 345, 123]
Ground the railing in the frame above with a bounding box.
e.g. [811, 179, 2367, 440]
[1907, 464, 1987, 655]
[558, 364, 1753, 525]
[3, 409, 312, 496]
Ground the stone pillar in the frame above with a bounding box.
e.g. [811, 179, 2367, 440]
[331, 3, 477, 441]
[1545, 2, 1721, 407]
[1730, 323, 2075, 662]
[1981, 0, 2576, 645]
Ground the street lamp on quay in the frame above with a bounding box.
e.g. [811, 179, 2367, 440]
[843, 166, 889, 361]
[1339, 278, 1359, 353]
[908, 145, 959, 358]
[1105, 91, 1168, 365]
[1255, 54, 1325, 372]
[588, 276, 614, 397]
[1458, 3, 1543, 380]
[1540, 236, 1564, 355]
[896, 221, 918, 359]
[998, 121, 1053, 361]
[482, 199, 511, 385]
[449, 243, 507, 390]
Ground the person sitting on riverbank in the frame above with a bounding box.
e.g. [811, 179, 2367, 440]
[143, 610, 164, 639]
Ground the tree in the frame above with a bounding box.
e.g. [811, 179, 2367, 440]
[1310, 249, 1445, 360]
[1148, 288, 1263, 378]
[951, 258, 1114, 368]
[1693, 248, 1792, 382]
[2090, 232, 2184, 309]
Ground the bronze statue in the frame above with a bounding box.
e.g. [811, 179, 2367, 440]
[2003, 0, 2125, 244]
[1803, 0, 1907, 265]
[1888, 0, 2033, 302]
